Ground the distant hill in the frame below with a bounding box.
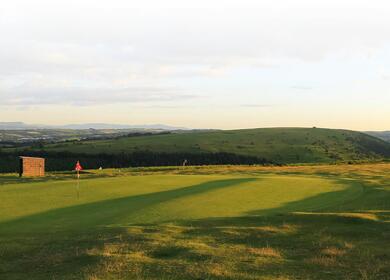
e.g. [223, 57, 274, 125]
[0, 122, 188, 131]
[59, 123, 189, 130]
[365, 131, 390, 143]
[0, 122, 37, 130]
[10, 127, 390, 166]
[0, 129, 172, 143]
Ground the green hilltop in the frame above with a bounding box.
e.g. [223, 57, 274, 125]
[19, 127, 390, 164]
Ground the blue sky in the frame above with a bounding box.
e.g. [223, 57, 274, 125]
[0, 0, 389, 130]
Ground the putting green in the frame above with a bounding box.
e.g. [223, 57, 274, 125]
[0, 174, 362, 234]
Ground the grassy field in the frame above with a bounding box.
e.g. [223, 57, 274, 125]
[0, 164, 389, 279]
[12, 127, 390, 164]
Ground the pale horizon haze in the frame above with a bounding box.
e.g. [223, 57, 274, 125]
[1, 0, 389, 130]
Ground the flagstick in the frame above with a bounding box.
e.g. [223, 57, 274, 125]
[77, 169, 80, 200]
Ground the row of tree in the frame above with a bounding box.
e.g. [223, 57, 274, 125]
[0, 151, 273, 173]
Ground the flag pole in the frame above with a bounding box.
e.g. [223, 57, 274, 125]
[75, 161, 82, 200]
[77, 169, 79, 200]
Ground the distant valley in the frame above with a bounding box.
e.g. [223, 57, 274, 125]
[0, 122, 188, 130]
[0, 122, 191, 144]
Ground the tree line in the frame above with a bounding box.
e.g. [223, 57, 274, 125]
[0, 151, 273, 173]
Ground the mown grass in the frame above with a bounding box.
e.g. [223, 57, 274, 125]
[0, 163, 389, 279]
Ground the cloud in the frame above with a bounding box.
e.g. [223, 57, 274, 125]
[2, 0, 390, 78]
[382, 74, 390, 80]
[0, 85, 196, 106]
[291, 86, 314, 90]
[240, 104, 274, 108]
[1, 0, 390, 131]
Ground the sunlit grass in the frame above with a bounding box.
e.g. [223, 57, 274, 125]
[0, 163, 389, 279]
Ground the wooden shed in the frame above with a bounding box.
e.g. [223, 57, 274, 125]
[19, 156, 45, 177]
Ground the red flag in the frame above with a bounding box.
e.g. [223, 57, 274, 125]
[75, 161, 83, 171]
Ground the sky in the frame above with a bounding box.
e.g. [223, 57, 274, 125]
[0, 0, 389, 130]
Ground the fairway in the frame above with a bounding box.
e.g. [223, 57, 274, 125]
[0, 174, 360, 233]
[0, 164, 389, 279]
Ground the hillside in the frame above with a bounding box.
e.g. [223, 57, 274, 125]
[366, 131, 390, 142]
[5, 128, 389, 170]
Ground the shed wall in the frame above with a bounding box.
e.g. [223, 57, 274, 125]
[20, 157, 45, 177]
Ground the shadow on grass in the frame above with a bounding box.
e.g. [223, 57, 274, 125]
[0, 178, 256, 234]
[169, 176, 390, 279]
[246, 178, 365, 216]
[1, 175, 389, 279]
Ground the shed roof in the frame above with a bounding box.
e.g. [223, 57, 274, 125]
[19, 156, 45, 160]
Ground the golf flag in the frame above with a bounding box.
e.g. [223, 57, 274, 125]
[75, 161, 83, 171]
[74, 161, 82, 197]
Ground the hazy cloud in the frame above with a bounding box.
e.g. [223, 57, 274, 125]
[240, 104, 274, 108]
[382, 75, 390, 80]
[1, 0, 390, 129]
[0, 85, 196, 106]
[291, 86, 314, 90]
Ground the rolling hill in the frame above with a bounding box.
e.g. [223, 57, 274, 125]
[3, 128, 389, 172]
[366, 131, 390, 142]
[0, 121, 187, 130]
